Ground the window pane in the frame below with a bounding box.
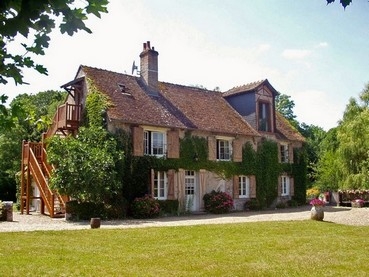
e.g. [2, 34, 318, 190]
[217, 139, 230, 160]
[152, 132, 164, 155]
[144, 131, 150, 155]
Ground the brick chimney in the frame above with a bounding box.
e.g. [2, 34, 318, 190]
[140, 41, 159, 94]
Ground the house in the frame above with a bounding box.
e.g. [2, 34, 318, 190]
[20, 41, 305, 217]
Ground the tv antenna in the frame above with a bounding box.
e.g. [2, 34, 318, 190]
[131, 60, 138, 75]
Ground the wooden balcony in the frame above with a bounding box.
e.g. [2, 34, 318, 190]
[46, 103, 82, 139]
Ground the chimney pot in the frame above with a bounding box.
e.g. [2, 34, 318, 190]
[147, 41, 151, 49]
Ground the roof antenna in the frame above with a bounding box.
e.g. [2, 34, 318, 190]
[131, 60, 138, 75]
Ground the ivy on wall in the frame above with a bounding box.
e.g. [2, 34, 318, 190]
[291, 146, 308, 204]
[83, 79, 110, 128]
[255, 139, 280, 208]
[113, 129, 307, 206]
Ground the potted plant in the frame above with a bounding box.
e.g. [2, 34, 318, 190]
[310, 198, 325, 221]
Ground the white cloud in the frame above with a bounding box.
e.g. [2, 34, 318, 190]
[281, 49, 312, 60]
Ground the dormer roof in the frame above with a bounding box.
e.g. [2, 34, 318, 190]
[223, 79, 279, 98]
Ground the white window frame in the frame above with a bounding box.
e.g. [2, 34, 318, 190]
[280, 143, 289, 163]
[185, 171, 195, 196]
[144, 129, 167, 157]
[281, 175, 290, 196]
[154, 171, 167, 200]
[216, 137, 233, 161]
[239, 175, 250, 198]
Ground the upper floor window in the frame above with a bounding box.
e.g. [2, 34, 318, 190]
[239, 175, 250, 198]
[154, 171, 167, 200]
[258, 102, 271, 132]
[281, 175, 290, 196]
[280, 144, 289, 163]
[144, 130, 166, 157]
[217, 139, 232, 161]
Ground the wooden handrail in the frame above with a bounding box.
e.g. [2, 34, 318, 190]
[28, 146, 55, 217]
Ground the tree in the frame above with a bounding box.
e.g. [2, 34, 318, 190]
[275, 94, 298, 128]
[0, 90, 65, 201]
[48, 127, 123, 203]
[299, 123, 327, 187]
[326, 0, 352, 8]
[315, 83, 369, 191]
[0, 0, 109, 128]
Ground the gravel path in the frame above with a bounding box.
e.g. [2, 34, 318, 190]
[1, 205, 369, 232]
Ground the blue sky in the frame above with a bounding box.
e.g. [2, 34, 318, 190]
[3, 0, 369, 130]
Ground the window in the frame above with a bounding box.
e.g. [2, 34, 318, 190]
[217, 139, 232, 161]
[185, 171, 195, 195]
[281, 176, 290, 196]
[258, 102, 271, 132]
[144, 130, 166, 157]
[239, 176, 250, 198]
[280, 144, 289, 163]
[154, 171, 167, 200]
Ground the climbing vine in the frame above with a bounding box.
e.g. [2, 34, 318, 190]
[84, 79, 110, 128]
[113, 129, 306, 207]
[256, 139, 280, 208]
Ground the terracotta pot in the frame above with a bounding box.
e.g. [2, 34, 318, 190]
[90, 217, 101, 229]
[310, 206, 324, 221]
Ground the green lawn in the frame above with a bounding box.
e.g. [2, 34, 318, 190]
[1, 220, 368, 276]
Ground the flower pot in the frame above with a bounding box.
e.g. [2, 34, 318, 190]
[311, 206, 324, 221]
[90, 217, 101, 229]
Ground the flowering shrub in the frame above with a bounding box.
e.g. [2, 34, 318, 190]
[131, 195, 160, 219]
[353, 198, 365, 205]
[351, 198, 365, 208]
[203, 190, 234, 214]
[309, 198, 325, 207]
[306, 187, 320, 199]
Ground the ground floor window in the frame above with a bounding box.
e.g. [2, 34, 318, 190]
[281, 175, 290, 196]
[239, 175, 250, 198]
[185, 171, 195, 195]
[154, 171, 167, 200]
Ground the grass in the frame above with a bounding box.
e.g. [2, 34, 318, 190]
[1, 220, 369, 276]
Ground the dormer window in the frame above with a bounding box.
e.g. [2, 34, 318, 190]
[144, 130, 166, 157]
[118, 83, 131, 96]
[216, 138, 233, 161]
[258, 101, 271, 132]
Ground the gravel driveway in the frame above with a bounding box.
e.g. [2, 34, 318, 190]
[1, 205, 368, 232]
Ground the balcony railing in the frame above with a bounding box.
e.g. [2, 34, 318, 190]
[46, 103, 81, 139]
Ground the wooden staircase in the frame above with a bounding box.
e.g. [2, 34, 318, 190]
[20, 103, 81, 218]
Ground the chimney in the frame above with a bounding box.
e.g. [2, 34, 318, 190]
[139, 41, 159, 94]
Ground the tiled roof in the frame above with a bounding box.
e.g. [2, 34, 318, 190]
[81, 66, 187, 129]
[80, 66, 259, 137]
[159, 82, 260, 136]
[223, 79, 278, 97]
[275, 112, 305, 142]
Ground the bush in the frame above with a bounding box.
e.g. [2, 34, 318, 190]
[276, 201, 287, 209]
[65, 200, 105, 220]
[158, 199, 179, 215]
[0, 201, 6, 221]
[203, 190, 233, 214]
[244, 198, 261, 211]
[131, 195, 161, 219]
[287, 199, 298, 207]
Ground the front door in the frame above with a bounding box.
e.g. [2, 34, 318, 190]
[185, 170, 198, 212]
